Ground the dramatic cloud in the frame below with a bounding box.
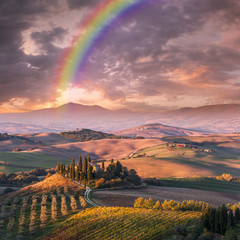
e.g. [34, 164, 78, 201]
[0, 0, 239, 112]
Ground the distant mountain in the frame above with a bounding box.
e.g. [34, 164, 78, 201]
[113, 123, 210, 138]
[0, 103, 240, 134]
[152, 104, 240, 133]
[0, 103, 156, 133]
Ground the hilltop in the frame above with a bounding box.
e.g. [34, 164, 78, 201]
[59, 128, 129, 141]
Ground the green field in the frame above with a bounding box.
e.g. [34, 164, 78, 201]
[43, 207, 201, 240]
[160, 177, 240, 194]
[0, 152, 67, 173]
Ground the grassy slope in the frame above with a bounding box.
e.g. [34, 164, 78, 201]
[43, 207, 201, 240]
[120, 143, 240, 178]
[0, 152, 67, 173]
[160, 177, 240, 194]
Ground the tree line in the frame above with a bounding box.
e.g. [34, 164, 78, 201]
[202, 204, 240, 236]
[57, 157, 141, 188]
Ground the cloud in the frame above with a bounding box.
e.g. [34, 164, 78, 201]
[0, 0, 240, 112]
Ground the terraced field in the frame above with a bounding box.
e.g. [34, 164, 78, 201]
[0, 174, 86, 240]
[43, 207, 201, 240]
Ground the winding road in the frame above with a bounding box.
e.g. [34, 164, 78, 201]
[84, 187, 99, 207]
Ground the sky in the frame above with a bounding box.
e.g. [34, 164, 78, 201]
[0, 0, 240, 113]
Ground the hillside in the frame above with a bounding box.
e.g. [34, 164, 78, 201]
[43, 207, 201, 240]
[60, 128, 128, 141]
[113, 123, 210, 138]
[117, 136, 240, 178]
[0, 174, 83, 202]
[32, 138, 165, 160]
[0, 174, 86, 239]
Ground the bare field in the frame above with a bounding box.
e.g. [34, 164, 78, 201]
[33, 138, 165, 160]
[93, 186, 240, 207]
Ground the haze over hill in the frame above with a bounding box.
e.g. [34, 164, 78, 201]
[0, 103, 240, 133]
[113, 123, 210, 138]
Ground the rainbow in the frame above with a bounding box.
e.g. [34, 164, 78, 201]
[55, 0, 146, 92]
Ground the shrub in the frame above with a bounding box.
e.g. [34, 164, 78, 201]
[61, 195, 68, 215]
[216, 173, 233, 182]
[51, 195, 57, 222]
[143, 198, 155, 209]
[143, 178, 164, 186]
[46, 173, 51, 178]
[224, 228, 238, 240]
[174, 224, 187, 237]
[70, 195, 78, 211]
[134, 197, 144, 208]
[79, 196, 86, 208]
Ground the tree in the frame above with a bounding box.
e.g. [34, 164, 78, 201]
[78, 156, 82, 172]
[219, 204, 228, 235]
[110, 159, 114, 164]
[153, 200, 161, 210]
[87, 164, 93, 181]
[83, 157, 88, 177]
[143, 198, 155, 209]
[209, 208, 216, 232]
[60, 164, 64, 176]
[87, 156, 91, 163]
[79, 172, 83, 184]
[57, 162, 60, 173]
[75, 166, 80, 181]
[134, 197, 144, 208]
[71, 157, 75, 180]
[69, 166, 72, 179]
[215, 208, 220, 234]
[114, 161, 123, 177]
[84, 177, 86, 188]
[227, 209, 234, 230]
[235, 208, 240, 227]
[101, 160, 105, 172]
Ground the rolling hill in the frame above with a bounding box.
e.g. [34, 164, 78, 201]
[113, 123, 210, 138]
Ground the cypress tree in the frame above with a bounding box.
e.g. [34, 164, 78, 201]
[110, 159, 114, 164]
[215, 208, 220, 234]
[83, 157, 88, 177]
[101, 160, 105, 171]
[57, 162, 60, 173]
[202, 207, 211, 231]
[71, 157, 75, 180]
[87, 164, 93, 181]
[209, 208, 216, 232]
[227, 209, 234, 230]
[78, 156, 82, 172]
[75, 166, 80, 181]
[60, 163, 64, 176]
[235, 208, 240, 226]
[79, 172, 82, 183]
[84, 177, 86, 188]
[115, 161, 123, 177]
[69, 165, 73, 179]
[219, 204, 228, 235]
[87, 156, 91, 163]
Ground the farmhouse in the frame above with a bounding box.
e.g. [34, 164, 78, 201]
[176, 144, 186, 148]
[89, 162, 101, 172]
